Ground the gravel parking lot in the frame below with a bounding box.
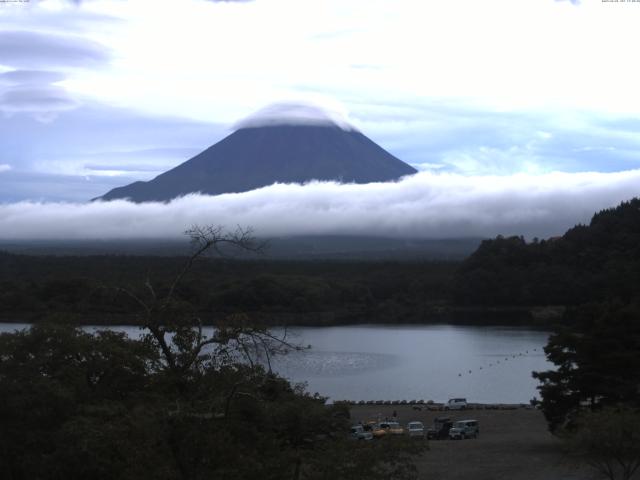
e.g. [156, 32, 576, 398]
[349, 405, 596, 480]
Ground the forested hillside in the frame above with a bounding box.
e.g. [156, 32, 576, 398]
[0, 254, 456, 325]
[454, 198, 640, 306]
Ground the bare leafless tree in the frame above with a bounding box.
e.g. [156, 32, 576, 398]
[116, 225, 301, 376]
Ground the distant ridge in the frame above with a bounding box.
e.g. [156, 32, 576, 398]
[97, 103, 417, 203]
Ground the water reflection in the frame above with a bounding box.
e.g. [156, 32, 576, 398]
[267, 325, 551, 404]
[0, 323, 551, 403]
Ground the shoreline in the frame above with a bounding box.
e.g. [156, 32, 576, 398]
[338, 401, 534, 409]
[0, 305, 563, 329]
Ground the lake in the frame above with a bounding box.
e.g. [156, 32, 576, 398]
[0, 323, 551, 404]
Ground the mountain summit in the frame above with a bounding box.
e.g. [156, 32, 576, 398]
[97, 103, 417, 202]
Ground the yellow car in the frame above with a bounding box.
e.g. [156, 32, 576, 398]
[372, 421, 404, 438]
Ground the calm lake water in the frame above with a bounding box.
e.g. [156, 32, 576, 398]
[0, 323, 551, 404]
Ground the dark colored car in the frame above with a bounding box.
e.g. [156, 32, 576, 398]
[426, 416, 453, 440]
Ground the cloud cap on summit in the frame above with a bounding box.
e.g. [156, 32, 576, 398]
[233, 102, 356, 131]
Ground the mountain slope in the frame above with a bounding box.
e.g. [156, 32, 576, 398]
[98, 123, 416, 202]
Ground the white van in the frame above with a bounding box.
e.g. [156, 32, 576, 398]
[406, 421, 425, 438]
[448, 419, 479, 439]
[444, 398, 468, 410]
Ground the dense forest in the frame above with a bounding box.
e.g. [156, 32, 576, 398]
[454, 198, 640, 307]
[0, 253, 461, 325]
[514, 200, 640, 445]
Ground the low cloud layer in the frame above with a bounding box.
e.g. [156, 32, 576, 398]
[1, 170, 639, 241]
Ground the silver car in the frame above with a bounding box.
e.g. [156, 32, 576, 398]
[350, 425, 373, 440]
[406, 421, 425, 438]
[448, 419, 479, 439]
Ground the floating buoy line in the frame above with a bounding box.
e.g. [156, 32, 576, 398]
[455, 348, 541, 378]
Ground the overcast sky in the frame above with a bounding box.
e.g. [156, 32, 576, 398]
[1, 0, 640, 239]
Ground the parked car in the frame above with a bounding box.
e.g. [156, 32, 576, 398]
[426, 416, 453, 440]
[362, 421, 377, 432]
[406, 421, 425, 438]
[444, 398, 468, 410]
[448, 419, 479, 439]
[350, 425, 373, 440]
[372, 421, 404, 438]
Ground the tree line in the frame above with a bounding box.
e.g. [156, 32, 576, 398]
[453, 198, 640, 306]
[0, 252, 456, 325]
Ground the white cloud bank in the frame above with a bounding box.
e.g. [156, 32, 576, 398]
[1, 170, 639, 241]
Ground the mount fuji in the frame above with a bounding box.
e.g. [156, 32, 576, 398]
[97, 103, 417, 203]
